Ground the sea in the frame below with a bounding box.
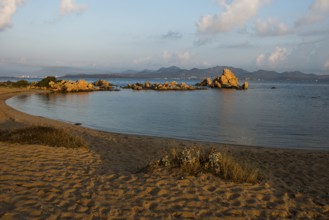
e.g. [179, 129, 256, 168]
[6, 79, 329, 150]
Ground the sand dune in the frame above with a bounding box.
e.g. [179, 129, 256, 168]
[0, 88, 328, 219]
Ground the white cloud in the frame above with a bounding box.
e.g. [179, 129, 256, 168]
[295, 0, 329, 26]
[162, 51, 191, 64]
[60, 0, 87, 16]
[324, 60, 329, 69]
[256, 47, 288, 68]
[177, 51, 191, 62]
[310, 0, 329, 12]
[269, 47, 287, 65]
[0, 0, 24, 31]
[197, 0, 268, 34]
[255, 18, 290, 36]
[256, 54, 265, 66]
[284, 38, 329, 73]
[162, 51, 172, 61]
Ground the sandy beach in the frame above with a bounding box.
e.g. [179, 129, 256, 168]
[0, 87, 329, 219]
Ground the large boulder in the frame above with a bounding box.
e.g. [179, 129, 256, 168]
[93, 80, 111, 88]
[196, 77, 212, 87]
[144, 81, 152, 88]
[196, 68, 248, 90]
[220, 69, 239, 88]
[214, 81, 222, 88]
[242, 82, 249, 90]
[76, 80, 93, 90]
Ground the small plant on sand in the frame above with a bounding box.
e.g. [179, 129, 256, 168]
[142, 147, 262, 183]
[0, 126, 88, 148]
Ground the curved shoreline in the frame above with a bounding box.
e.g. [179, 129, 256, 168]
[1, 87, 329, 219]
[6, 88, 329, 151]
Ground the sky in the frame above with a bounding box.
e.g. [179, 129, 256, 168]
[0, 0, 329, 76]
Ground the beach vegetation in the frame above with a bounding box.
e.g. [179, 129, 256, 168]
[0, 126, 88, 148]
[142, 147, 262, 183]
[0, 80, 31, 88]
[13, 80, 30, 87]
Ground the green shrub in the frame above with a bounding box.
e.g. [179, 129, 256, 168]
[35, 76, 56, 88]
[142, 147, 262, 183]
[0, 80, 30, 88]
[14, 80, 30, 87]
[0, 126, 87, 148]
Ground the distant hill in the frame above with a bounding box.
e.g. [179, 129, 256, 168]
[62, 66, 250, 80]
[62, 66, 329, 82]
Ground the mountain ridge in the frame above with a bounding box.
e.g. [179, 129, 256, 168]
[1, 66, 329, 82]
[61, 66, 329, 82]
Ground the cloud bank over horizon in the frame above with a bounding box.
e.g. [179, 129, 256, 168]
[0, 0, 329, 75]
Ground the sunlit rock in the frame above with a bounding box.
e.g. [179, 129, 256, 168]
[196, 68, 248, 90]
[124, 81, 204, 91]
[242, 82, 249, 90]
[93, 79, 111, 88]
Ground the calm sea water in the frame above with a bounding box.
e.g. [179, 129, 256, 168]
[7, 80, 329, 150]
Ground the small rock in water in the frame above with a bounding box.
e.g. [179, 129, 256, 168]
[74, 123, 82, 126]
[242, 82, 249, 90]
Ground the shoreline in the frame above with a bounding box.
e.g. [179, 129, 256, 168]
[1, 87, 329, 219]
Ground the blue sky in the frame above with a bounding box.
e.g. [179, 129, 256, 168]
[0, 0, 329, 76]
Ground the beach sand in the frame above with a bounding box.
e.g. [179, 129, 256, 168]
[0, 87, 328, 219]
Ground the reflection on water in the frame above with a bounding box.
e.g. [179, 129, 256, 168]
[7, 82, 329, 150]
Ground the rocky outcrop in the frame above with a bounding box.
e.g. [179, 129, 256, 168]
[93, 80, 114, 90]
[196, 68, 248, 90]
[124, 81, 205, 91]
[242, 82, 249, 90]
[49, 80, 95, 92]
[196, 77, 213, 87]
[45, 79, 118, 92]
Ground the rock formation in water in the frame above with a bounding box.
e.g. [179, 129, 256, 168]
[124, 81, 205, 91]
[49, 80, 95, 92]
[93, 80, 114, 90]
[34, 77, 116, 92]
[196, 68, 248, 90]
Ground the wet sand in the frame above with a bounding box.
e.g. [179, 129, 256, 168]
[0, 87, 328, 219]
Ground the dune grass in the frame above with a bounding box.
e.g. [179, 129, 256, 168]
[0, 126, 88, 148]
[143, 146, 262, 183]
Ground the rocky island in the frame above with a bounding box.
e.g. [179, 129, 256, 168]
[124, 69, 248, 91]
[0, 77, 116, 92]
[196, 68, 248, 90]
[123, 81, 205, 91]
[1, 68, 248, 92]
[48, 78, 116, 92]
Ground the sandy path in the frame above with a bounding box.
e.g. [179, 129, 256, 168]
[0, 88, 329, 219]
